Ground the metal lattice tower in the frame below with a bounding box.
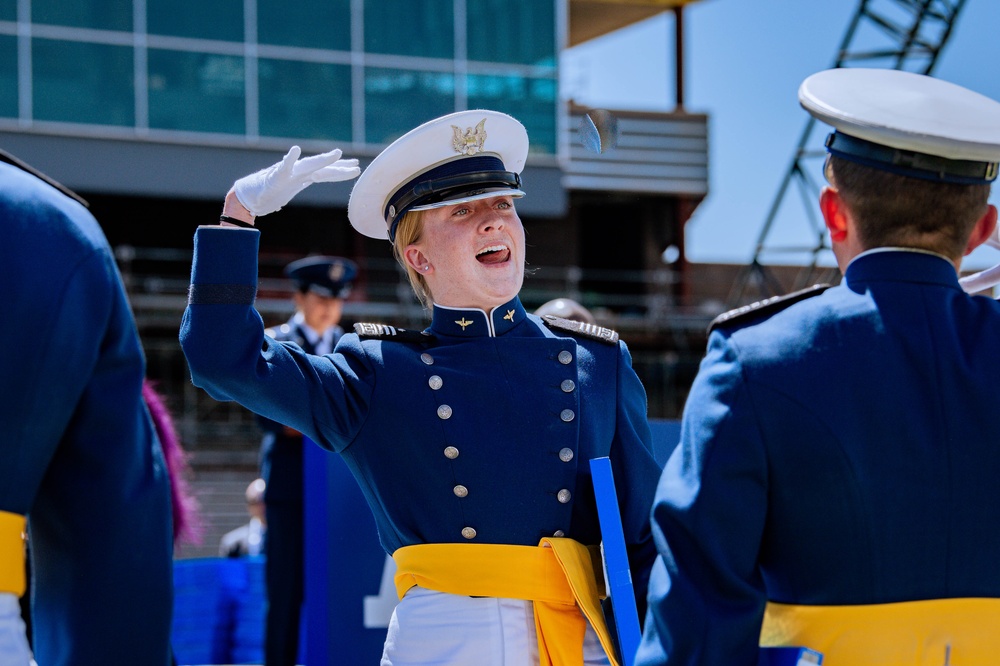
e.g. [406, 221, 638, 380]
[727, 0, 969, 307]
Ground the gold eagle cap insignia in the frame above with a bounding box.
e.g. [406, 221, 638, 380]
[451, 119, 487, 156]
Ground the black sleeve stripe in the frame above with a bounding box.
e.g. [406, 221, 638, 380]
[187, 284, 256, 305]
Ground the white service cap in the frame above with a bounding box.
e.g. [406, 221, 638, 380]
[799, 68, 1000, 184]
[348, 109, 529, 241]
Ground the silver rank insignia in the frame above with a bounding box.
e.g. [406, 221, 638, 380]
[541, 315, 619, 344]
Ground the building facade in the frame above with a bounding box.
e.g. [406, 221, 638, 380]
[1, 0, 711, 441]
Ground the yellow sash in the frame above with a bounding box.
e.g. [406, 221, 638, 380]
[761, 598, 1000, 665]
[0, 510, 27, 596]
[393, 538, 619, 666]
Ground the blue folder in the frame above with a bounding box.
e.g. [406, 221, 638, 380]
[590, 456, 642, 666]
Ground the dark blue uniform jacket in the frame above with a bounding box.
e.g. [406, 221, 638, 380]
[0, 160, 173, 665]
[638, 249, 1000, 666]
[180, 226, 662, 611]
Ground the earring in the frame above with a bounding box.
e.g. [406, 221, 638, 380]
[422, 265, 430, 272]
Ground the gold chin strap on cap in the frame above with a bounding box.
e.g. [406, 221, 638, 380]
[761, 598, 1000, 665]
[393, 538, 619, 666]
[0, 510, 27, 596]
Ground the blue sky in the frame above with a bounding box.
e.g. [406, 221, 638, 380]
[562, 0, 1000, 270]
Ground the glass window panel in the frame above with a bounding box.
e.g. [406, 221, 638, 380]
[467, 0, 556, 67]
[258, 0, 350, 50]
[148, 49, 244, 134]
[467, 74, 556, 154]
[147, 0, 242, 42]
[0, 0, 15, 22]
[32, 0, 131, 31]
[0, 35, 15, 118]
[259, 59, 351, 141]
[364, 0, 453, 59]
[33, 39, 134, 126]
[365, 67, 454, 145]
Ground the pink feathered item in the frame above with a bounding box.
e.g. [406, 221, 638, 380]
[143, 380, 204, 547]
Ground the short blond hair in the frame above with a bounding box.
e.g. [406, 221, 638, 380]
[391, 210, 432, 307]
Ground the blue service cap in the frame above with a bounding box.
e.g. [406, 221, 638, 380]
[799, 68, 1000, 185]
[284, 256, 357, 299]
[348, 109, 529, 242]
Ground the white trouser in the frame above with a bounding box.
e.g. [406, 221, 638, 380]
[0, 594, 32, 666]
[381, 586, 610, 666]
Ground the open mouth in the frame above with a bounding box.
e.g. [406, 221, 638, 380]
[476, 244, 511, 265]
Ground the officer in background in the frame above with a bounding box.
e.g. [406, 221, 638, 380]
[258, 255, 356, 666]
[219, 478, 267, 558]
[0, 150, 173, 665]
[638, 68, 1000, 665]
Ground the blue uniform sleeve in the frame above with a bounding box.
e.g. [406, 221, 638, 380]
[637, 331, 769, 666]
[180, 226, 373, 452]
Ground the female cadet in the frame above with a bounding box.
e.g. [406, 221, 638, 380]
[180, 110, 661, 666]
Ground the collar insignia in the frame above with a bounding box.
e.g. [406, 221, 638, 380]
[451, 119, 487, 156]
[504, 309, 515, 321]
[455, 317, 474, 330]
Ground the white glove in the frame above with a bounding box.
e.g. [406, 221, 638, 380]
[232, 146, 361, 217]
[960, 263, 1000, 294]
[0, 593, 32, 666]
[986, 223, 1000, 251]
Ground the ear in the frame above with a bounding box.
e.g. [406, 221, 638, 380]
[820, 186, 849, 243]
[403, 245, 431, 273]
[962, 204, 998, 256]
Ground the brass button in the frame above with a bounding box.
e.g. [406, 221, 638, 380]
[453, 485, 468, 498]
[443, 446, 459, 459]
[428, 375, 443, 390]
[420, 353, 434, 365]
[437, 404, 453, 419]
[560, 409, 575, 422]
[560, 379, 576, 393]
[557, 489, 572, 503]
[553, 530, 565, 537]
[558, 447, 574, 462]
[558, 350, 573, 365]
[461, 527, 477, 540]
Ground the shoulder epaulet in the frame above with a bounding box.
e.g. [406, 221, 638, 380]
[540, 314, 619, 344]
[0, 147, 90, 208]
[708, 284, 832, 334]
[354, 322, 436, 344]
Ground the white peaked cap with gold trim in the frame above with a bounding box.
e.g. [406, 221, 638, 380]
[348, 109, 529, 241]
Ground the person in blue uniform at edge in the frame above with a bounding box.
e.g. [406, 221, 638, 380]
[0, 149, 174, 665]
[179, 109, 662, 666]
[636, 68, 1000, 666]
[258, 255, 356, 666]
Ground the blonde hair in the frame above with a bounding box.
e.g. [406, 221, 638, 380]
[391, 210, 432, 307]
